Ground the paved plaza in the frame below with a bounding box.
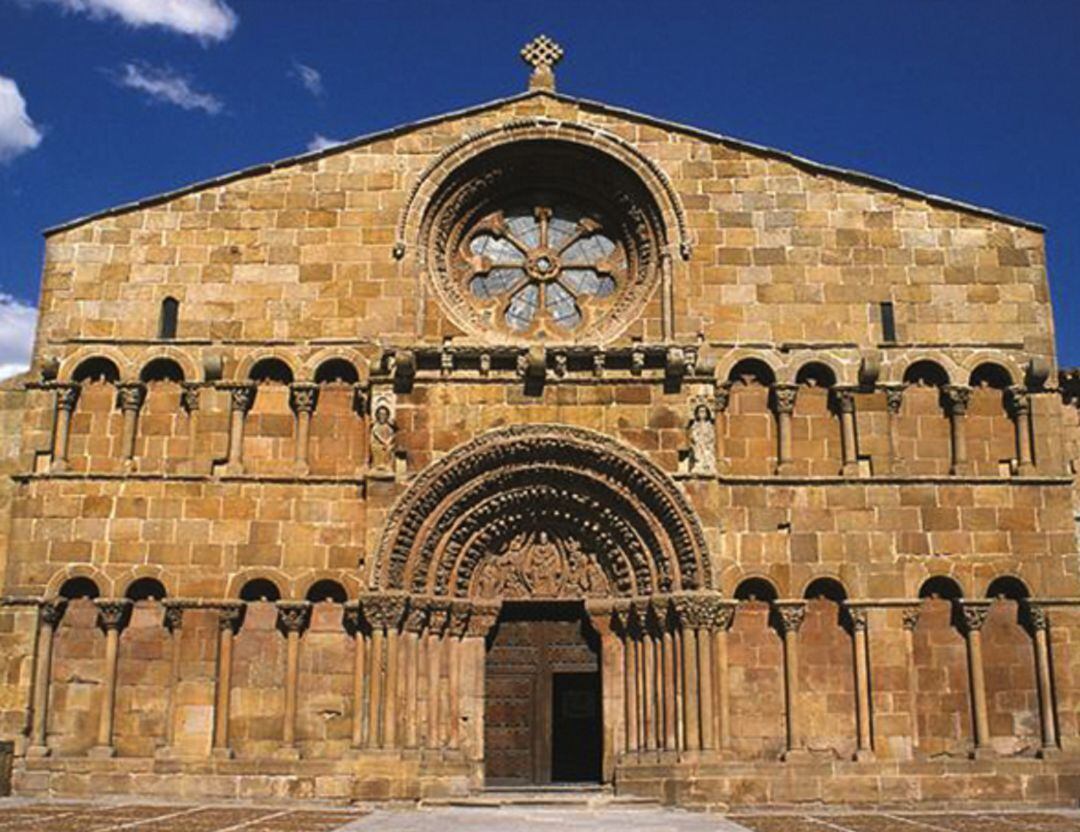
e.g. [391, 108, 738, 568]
[0, 801, 1078, 832]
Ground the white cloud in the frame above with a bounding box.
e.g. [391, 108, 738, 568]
[32, 0, 237, 42]
[291, 61, 323, 97]
[0, 294, 37, 381]
[0, 76, 43, 163]
[307, 134, 341, 152]
[116, 62, 223, 114]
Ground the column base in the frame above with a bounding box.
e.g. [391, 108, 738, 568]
[1037, 745, 1061, 759]
[87, 745, 116, 759]
[1017, 463, 1037, 477]
[841, 462, 861, 478]
[211, 747, 234, 760]
[273, 746, 301, 761]
[780, 748, 812, 763]
[775, 462, 797, 476]
[26, 745, 51, 759]
[950, 463, 973, 476]
[216, 463, 245, 477]
[853, 748, 876, 762]
[969, 746, 996, 761]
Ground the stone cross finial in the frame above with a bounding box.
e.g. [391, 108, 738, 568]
[521, 35, 564, 91]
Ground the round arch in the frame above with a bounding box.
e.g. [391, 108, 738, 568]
[372, 425, 713, 598]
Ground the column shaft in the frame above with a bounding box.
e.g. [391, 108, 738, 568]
[29, 603, 64, 756]
[1032, 617, 1058, 752]
[213, 623, 235, 756]
[661, 629, 677, 751]
[624, 633, 639, 752]
[697, 627, 715, 751]
[681, 627, 701, 751]
[351, 632, 367, 748]
[283, 629, 300, 747]
[367, 629, 385, 748]
[850, 609, 873, 760]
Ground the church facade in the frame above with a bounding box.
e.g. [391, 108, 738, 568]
[2, 39, 1080, 807]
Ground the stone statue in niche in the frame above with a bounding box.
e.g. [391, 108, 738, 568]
[688, 398, 717, 475]
[471, 529, 610, 599]
[369, 392, 396, 472]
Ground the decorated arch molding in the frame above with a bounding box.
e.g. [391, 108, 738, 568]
[395, 119, 691, 262]
[372, 424, 713, 598]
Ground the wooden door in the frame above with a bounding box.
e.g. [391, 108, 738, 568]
[483, 603, 599, 785]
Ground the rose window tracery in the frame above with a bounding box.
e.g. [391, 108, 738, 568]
[465, 200, 624, 333]
[419, 140, 668, 344]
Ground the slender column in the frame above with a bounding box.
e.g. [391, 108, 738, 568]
[846, 605, 874, 761]
[160, 603, 185, 756]
[212, 603, 244, 758]
[943, 385, 972, 475]
[402, 602, 427, 749]
[902, 605, 920, 756]
[89, 599, 131, 757]
[343, 602, 367, 748]
[361, 594, 407, 749]
[50, 383, 80, 471]
[671, 595, 702, 753]
[28, 599, 67, 757]
[834, 387, 860, 476]
[960, 601, 993, 759]
[641, 611, 657, 751]
[711, 603, 737, 751]
[289, 383, 318, 475]
[425, 602, 449, 749]
[656, 603, 677, 752]
[776, 601, 807, 761]
[772, 384, 798, 474]
[276, 601, 311, 756]
[367, 627, 385, 748]
[221, 383, 255, 473]
[1007, 386, 1036, 476]
[882, 385, 906, 474]
[615, 603, 638, 753]
[116, 382, 146, 467]
[1026, 603, 1059, 756]
[446, 600, 471, 750]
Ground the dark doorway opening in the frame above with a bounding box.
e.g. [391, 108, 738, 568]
[484, 601, 602, 785]
[551, 672, 602, 783]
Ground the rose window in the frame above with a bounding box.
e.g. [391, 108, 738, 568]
[463, 201, 627, 334]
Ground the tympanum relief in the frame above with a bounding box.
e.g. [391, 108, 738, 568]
[471, 528, 610, 599]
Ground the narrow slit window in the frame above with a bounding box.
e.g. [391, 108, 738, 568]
[879, 301, 897, 343]
[159, 297, 179, 340]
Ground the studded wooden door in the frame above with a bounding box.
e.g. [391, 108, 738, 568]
[483, 602, 599, 785]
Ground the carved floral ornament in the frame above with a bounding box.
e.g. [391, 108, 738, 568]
[418, 140, 669, 345]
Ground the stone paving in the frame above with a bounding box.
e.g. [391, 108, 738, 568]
[0, 802, 1079, 831]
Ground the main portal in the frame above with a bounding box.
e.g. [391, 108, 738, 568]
[483, 601, 602, 785]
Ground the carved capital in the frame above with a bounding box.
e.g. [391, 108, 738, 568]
[1025, 602, 1049, 633]
[846, 606, 868, 633]
[94, 598, 132, 632]
[771, 383, 799, 415]
[901, 605, 921, 631]
[1007, 386, 1031, 419]
[276, 601, 312, 634]
[223, 383, 256, 414]
[960, 601, 991, 633]
[465, 600, 500, 638]
[671, 593, 735, 631]
[352, 385, 368, 417]
[427, 599, 451, 635]
[715, 382, 732, 414]
[883, 384, 905, 415]
[448, 599, 472, 639]
[342, 600, 364, 635]
[289, 383, 318, 415]
[54, 383, 80, 412]
[216, 603, 245, 634]
[943, 385, 972, 416]
[162, 601, 185, 632]
[116, 382, 146, 413]
[832, 387, 857, 415]
[775, 602, 806, 634]
[39, 599, 67, 628]
[360, 593, 407, 633]
[403, 599, 429, 635]
[180, 382, 201, 414]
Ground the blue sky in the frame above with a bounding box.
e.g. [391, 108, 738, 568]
[1, 0, 1079, 376]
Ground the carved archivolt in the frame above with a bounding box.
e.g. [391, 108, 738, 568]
[372, 424, 712, 598]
